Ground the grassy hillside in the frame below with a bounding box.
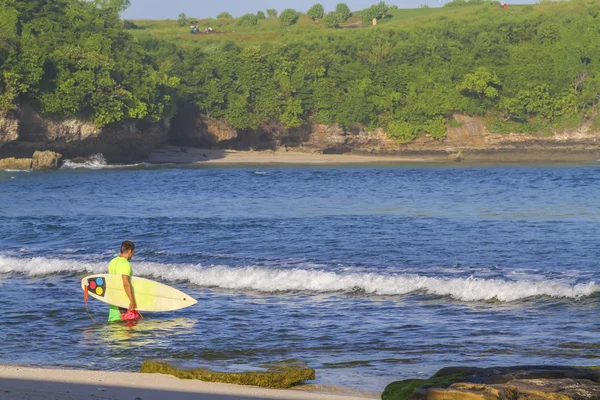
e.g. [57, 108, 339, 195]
[129, 3, 526, 48]
[4, 0, 600, 143]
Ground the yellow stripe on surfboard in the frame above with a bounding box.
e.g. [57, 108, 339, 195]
[81, 274, 197, 312]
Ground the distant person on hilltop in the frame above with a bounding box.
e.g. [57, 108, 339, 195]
[107, 240, 138, 322]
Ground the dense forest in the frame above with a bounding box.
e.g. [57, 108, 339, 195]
[2, 0, 600, 142]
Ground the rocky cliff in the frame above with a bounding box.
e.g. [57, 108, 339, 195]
[2, 111, 600, 164]
[173, 114, 600, 162]
[0, 107, 169, 163]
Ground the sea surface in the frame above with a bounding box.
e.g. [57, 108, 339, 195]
[1, 157, 600, 394]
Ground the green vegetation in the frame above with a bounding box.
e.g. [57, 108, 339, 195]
[381, 368, 473, 400]
[324, 12, 340, 28]
[140, 360, 316, 389]
[177, 13, 187, 26]
[238, 13, 259, 26]
[279, 8, 300, 27]
[217, 11, 233, 20]
[2, 0, 600, 141]
[336, 2, 352, 21]
[307, 4, 325, 21]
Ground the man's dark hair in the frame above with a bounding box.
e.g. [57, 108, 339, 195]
[120, 240, 135, 254]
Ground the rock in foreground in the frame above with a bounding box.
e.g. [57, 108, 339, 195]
[382, 366, 600, 400]
[0, 151, 62, 171]
[140, 360, 316, 389]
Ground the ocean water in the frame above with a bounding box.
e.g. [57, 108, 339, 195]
[1, 159, 600, 394]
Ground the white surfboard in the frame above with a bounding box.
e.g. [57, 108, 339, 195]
[81, 274, 197, 312]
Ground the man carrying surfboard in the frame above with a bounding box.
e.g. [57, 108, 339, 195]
[107, 240, 138, 322]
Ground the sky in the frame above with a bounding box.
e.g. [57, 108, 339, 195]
[122, 0, 534, 20]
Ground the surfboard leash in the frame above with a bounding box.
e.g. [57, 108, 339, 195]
[83, 285, 98, 323]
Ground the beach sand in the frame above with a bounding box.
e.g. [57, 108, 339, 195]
[0, 365, 376, 400]
[148, 146, 434, 165]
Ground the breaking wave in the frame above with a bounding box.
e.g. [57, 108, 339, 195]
[0, 255, 597, 302]
[61, 153, 146, 170]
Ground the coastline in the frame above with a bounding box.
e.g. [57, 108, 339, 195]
[147, 146, 600, 166]
[148, 147, 434, 165]
[0, 365, 377, 400]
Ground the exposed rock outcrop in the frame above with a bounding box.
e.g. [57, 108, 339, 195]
[382, 366, 600, 400]
[0, 117, 19, 150]
[31, 151, 62, 171]
[171, 115, 600, 162]
[0, 150, 62, 171]
[0, 107, 169, 163]
[3, 109, 600, 163]
[140, 360, 316, 389]
[0, 157, 32, 170]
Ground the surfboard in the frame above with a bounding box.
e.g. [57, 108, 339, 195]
[81, 274, 197, 312]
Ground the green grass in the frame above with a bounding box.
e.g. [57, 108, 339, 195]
[128, 4, 516, 48]
[129, 3, 556, 51]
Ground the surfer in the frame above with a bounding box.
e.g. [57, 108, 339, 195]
[107, 240, 138, 322]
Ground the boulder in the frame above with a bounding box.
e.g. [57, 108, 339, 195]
[0, 151, 62, 171]
[0, 157, 31, 170]
[140, 360, 315, 389]
[31, 151, 62, 171]
[382, 366, 600, 400]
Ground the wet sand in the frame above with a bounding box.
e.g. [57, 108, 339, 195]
[148, 147, 434, 165]
[147, 146, 600, 165]
[0, 365, 376, 400]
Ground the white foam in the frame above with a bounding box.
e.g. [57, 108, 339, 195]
[0, 255, 597, 302]
[61, 154, 145, 170]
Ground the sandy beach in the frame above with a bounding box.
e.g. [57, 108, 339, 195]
[0, 365, 376, 400]
[147, 146, 435, 165]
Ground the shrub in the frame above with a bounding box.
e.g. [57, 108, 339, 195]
[217, 12, 233, 19]
[238, 13, 259, 26]
[324, 12, 340, 28]
[177, 13, 187, 26]
[280, 9, 299, 27]
[335, 3, 352, 21]
[307, 4, 325, 21]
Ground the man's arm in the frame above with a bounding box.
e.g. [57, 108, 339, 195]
[122, 275, 137, 311]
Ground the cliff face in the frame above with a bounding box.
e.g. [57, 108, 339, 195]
[0, 108, 170, 163]
[2, 111, 600, 163]
[174, 115, 600, 162]
[0, 117, 19, 150]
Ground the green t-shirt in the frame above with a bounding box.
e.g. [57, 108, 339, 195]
[107, 256, 132, 322]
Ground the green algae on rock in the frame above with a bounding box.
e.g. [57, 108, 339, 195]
[140, 360, 316, 389]
[382, 366, 600, 400]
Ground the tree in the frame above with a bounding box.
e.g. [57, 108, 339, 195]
[459, 67, 501, 100]
[178, 13, 187, 26]
[257, 11, 266, 19]
[238, 13, 259, 26]
[361, 6, 379, 25]
[217, 12, 233, 19]
[324, 12, 340, 28]
[94, 0, 131, 14]
[307, 4, 325, 21]
[280, 9, 299, 27]
[335, 3, 351, 22]
[376, 1, 389, 18]
[267, 9, 278, 18]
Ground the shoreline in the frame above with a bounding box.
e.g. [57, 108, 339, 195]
[147, 146, 600, 166]
[0, 365, 377, 400]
